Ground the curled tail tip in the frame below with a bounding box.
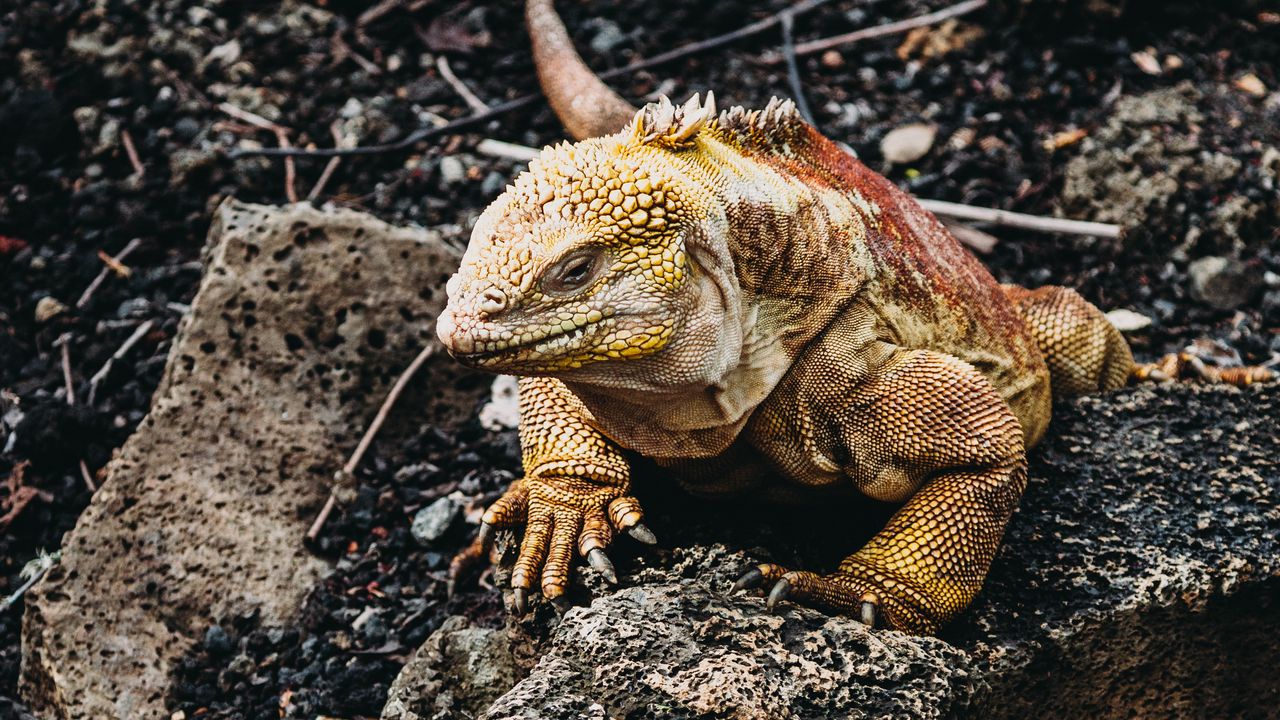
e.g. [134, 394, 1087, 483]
[525, 0, 637, 141]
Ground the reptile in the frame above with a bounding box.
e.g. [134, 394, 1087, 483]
[435, 0, 1274, 634]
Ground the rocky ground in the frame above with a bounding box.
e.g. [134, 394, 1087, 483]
[1, 0, 1278, 717]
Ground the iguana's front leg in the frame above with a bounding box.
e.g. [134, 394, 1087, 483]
[738, 342, 1028, 634]
[467, 376, 652, 612]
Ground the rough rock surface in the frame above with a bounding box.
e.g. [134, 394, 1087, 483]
[20, 201, 480, 719]
[391, 382, 1279, 719]
[383, 616, 522, 720]
[1059, 82, 1276, 254]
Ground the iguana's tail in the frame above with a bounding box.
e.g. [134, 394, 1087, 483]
[1001, 284, 1273, 394]
[526, 0, 637, 141]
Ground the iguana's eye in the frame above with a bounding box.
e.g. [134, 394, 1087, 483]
[543, 247, 606, 295]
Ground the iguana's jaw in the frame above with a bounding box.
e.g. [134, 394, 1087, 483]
[436, 302, 616, 372]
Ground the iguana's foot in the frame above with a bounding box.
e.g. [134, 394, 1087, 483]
[1133, 351, 1274, 386]
[449, 476, 655, 613]
[732, 561, 941, 635]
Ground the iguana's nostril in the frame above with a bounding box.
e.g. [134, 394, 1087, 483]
[479, 287, 508, 316]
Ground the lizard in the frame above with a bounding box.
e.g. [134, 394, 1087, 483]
[434, 0, 1274, 634]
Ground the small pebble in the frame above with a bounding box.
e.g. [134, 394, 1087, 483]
[411, 493, 463, 545]
[35, 296, 69, 323]
[880, 123, 936, 164]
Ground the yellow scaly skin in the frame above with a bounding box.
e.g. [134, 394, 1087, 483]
[436, 94, 1273, 634]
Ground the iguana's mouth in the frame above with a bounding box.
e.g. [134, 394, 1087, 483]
[456, 315, 604, 365]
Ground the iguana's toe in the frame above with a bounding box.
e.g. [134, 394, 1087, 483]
[733, 562, 936, 634]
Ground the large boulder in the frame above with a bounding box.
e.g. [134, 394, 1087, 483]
[20, 201, 481, 719]
[388, 382, 1280, 719]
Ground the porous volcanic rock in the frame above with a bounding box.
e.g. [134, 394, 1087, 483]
[20, 201, 480, 719]
[389, 382, 1279, 719]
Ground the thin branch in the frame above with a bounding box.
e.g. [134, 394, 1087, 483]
[357, 0, 404, 27]
[277, 128, 300, 203]
[218, 103, 300, 202]
[232, 0, 838, 160]
[939, 218, 999, 254]
[0, 552, 60, 613]
[475, 138, 540, 162]
[916, 199, 1123, 239]
[437, 57, 490, 114]
[56, 334, 98, 492]
[87, 320, 154, 405]
[778, 0, 988, 60]
[58, 335, 75, 405]
[96, 249, 132, 278]
[779, 11, 815, 125]
[217, 102, 289, 133]
[120, 128, 145, 178]
[332, 30, 383, 75]
[78, 460, 97, 493]
[307, 344, 437, 541]
[77, 238, 143, 309]
[307, 122, 349, 202]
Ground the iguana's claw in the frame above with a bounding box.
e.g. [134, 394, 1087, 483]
[626, 523, 658, 545]
[453, 476, 650, 613]
[730, 567, 765, 593]
[766, 578, 791, 612]
[587, 548, 618, 584]
[476, 521, 495, 552]
[732, 562, 928, 633]
[860, 600, 878, 628]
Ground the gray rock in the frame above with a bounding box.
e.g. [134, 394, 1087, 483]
[439, 155, 467, 186]
[395, 383, 1279, 719]
[383, 616, 521, 720]
[20, 201, 484, 719]
[1187, 255, 1262, 310]
[412, 493, 464, 545]
[584, 18, 626, 55]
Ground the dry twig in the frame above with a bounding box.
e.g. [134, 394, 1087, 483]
[307, 344, 437, 541]
[120, 128, 145, 178]
[916, 199, 1122, 239]
[437, 56, 490, 114]
[0, 551, 60, 613]
[87, 320, 155, 405]
[357, 0, 405, 27]
[308, 122, 349, 202]
[332, 31, 384, 75]
[777, 0, 988, 60]
[77, 238, 143, 309]
[57, 334, 75, 405]
[218, 103, 300, 202]
[475, 138, 540, 162]
[96, 250, 133, 278]
[779, 10, 815, 124]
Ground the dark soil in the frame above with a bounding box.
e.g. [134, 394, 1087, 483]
[1, 0, 1277, 717]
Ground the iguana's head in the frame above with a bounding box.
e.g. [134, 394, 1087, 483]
[438, 94, 746, 391]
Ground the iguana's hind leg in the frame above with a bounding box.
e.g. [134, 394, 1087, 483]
[1000, 285, 1134, 397]
[737, 343, 1027, 634]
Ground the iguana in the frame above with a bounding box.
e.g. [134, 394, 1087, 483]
[435, 0, 1273, 634]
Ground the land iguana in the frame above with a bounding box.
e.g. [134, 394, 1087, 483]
[435, 0, 1273, 634]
